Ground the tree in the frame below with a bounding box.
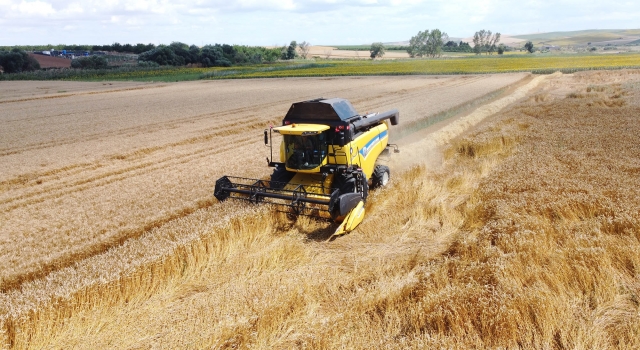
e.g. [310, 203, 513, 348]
[133, 43, 150, 54]
[407, 30, 428, 58]
[369, 42, 385, 59]
[524, 41, 534, 53]
[487, 32, 501, 54]
[473, 30, 501, 55]
[282, 41, 297, 60]
[71, 55, 108, 69]
[188, 45, 201, 64]
[298, 41, 311, 59]
[407, 29, 448, 58]
[200, 45, 231, 67]
[220, 44, 236, 61]
[138, 45, 185, 66]
[426, 29, 448, 58]
[0, 49, 40, 73]
[169, 42, 198, 64]
[497, 43, 506, 55]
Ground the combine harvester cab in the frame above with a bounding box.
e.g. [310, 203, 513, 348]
[214, 97, 399, 235]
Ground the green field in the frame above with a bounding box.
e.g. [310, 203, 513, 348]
[2, 53, 640, 82]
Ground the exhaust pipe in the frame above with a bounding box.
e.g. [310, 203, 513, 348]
[352, 109, 399, 131]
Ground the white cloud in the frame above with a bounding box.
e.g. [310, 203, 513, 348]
[1, 0, 639, 45]
[14, 0, 56, 16]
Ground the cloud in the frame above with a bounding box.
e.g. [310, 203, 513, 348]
[1, 0, 639, 45]
[13, 0, 56, 16]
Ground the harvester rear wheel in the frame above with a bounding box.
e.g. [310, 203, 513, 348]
[371, 165, 390, 188]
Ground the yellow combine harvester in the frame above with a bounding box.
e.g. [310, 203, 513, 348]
[214, 98, 399, 235]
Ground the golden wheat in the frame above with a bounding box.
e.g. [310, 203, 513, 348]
[0, 74, 528, 348]
[3, 70, 639, 348]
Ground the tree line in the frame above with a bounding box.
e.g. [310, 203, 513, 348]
[0, 49, 40, 73]
[1, 34, 540, 74]
[370, 29, 536, 59]
[0, 43, 155, 54]
[0, 41, 307, 73]
[136, 41, 310, 67]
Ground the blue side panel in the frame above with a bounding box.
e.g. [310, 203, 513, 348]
[359, 130, 388, 159]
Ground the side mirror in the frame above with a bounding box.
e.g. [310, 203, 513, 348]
[264, 130, 269, 145]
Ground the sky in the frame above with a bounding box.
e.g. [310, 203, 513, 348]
[1, 0, 639, 46]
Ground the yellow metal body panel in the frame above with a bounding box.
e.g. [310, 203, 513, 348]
[274, 124, 330, 135]
[278, 122, 388, 177]
[333, 201, 365, 236]
[284, 173, 334, 195]
[328, 123, 389, 179]
[274, 121, 388, 234]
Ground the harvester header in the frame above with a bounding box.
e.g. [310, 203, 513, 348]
[214, 97, 400, 236]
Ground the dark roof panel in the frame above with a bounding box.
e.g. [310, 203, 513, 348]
[284, 98, 359, 122]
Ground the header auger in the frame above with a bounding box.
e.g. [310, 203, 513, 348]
[214, 97, 399, 236]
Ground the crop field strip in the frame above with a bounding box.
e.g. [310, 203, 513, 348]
[2, 71, 638, 347]
[3, 53, 640, 83]
[0, 74, 527, 303]
[0, 75, 516, 178]
[0, 125, 262, 276]
[7, 69, 632, 347]
[0, 78, 397, 158]
[217, 54, 640, 79]
[28, 69, 638, 349]
[1, 73, 516, 290]
[0, 84, 169, 105]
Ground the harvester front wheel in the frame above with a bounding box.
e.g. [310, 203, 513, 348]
[371, 165, 390, 188]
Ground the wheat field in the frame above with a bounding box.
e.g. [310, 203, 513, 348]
[0, 74, 532, 347]
[1, 70, 638, 348]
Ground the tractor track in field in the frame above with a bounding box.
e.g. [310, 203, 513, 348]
[0, 116, 263, 192]
[0, 76, 489, 158]
[0, 80, 392, 157]
[0, 84, 169, 105]
[0, 197, 222, 293]
[0, 135, 256, 211]
[0, 75, 496, 224]
[351, 75, 488, 119]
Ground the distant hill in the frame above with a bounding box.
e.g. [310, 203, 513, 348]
[335, 29, 640, 50]
[382, 37, 464, 46]
[511, 29, 640, 46]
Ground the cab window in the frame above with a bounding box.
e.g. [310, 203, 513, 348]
[284, 133, 327, 170]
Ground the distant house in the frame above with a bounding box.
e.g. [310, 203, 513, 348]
[541, 45, 560, 51]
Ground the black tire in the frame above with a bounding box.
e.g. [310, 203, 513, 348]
[371, 164, 390, 189]
[332, 171, 368, 202]
[270, 167, 294, 189]
[333, 173, 356, 194]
